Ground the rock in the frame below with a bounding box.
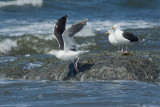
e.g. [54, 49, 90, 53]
[0, 51, 160, 83]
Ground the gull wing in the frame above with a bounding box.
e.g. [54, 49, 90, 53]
[54, 15, 68, 50]
[62, 19, 88, 51]
[123, 32, 139, 42]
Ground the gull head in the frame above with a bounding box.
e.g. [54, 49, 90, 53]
[112, 24, 120, 30]
[106, 30, 114, 34]
[46, 50, 58, 56]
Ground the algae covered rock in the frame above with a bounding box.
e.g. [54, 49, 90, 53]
[0, 51, 160, 83]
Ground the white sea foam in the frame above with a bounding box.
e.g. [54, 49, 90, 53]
[0, 19, 159, 38]
[0, 56, 17, 63]
[0, 39, 17, 53]
[25, 54, 31, 57]
[0, 104, 30, 107]
[77, 42, 96, 48]
[23, 62, 43, 70]
[0, 20, 55, 37]
[84, 20, 160, 35]
[0, 0, 43, 7]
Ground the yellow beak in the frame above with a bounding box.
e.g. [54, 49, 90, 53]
[106, 32, 109, 34]
[112, 27, 115, 29]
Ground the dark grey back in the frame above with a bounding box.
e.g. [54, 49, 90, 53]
[123, 32, 139, 42]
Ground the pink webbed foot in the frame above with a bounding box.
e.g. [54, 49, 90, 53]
[73, 57, 80, 73]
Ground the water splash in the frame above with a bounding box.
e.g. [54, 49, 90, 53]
[0, 39, 17, 53]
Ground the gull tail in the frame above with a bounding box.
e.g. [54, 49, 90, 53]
[78, 50, 89, 54]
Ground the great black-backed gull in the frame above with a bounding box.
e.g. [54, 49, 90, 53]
[47, 15, 88, 73]
[106, 30, 121, 52]
[112, 24, 140, 53]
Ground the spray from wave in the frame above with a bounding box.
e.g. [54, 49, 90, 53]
[0, 39, 17, 53]
[1, 19, 159, 37]
[0, 0, 43, 7]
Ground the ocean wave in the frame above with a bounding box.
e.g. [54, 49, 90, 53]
[0, 19, 159, 37]
[0, 19, 160, 55]
[0, 0, 43, 7]
[113, 0, 159, 8]
[0, 35, 96, 55]
[0, 20, 55, 37]
[0, 39, 17, 53]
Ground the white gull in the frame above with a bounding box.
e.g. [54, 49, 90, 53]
[106, 30, 120, 52]
[112, 24, 140, 53]
[47, 15, 89, 73]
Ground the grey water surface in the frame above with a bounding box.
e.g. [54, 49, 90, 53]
[1, 80, 160, 107]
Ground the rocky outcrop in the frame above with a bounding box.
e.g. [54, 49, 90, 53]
[0, 51, 160, 83]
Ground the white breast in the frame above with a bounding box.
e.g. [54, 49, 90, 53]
[56, 50, 80, 61]
[108, 34, 119, 46]
[115, 30, 130, 44]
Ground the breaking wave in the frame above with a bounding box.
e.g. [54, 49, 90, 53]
[0, 0, 43, 7]
[0, 19, 159, 37]
[0, 19, 160, 55]
[0, 39, 17, 53]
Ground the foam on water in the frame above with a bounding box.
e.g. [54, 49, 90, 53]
[0, 19, 160, 55]
[86, 20, 160, 34]
[0, 0, 43, 7]
[0, 56, 17, 63]
[0, 20, 55, 37]
[25, 54, 31, 57]
[77, 42, 96, 48]
[23, 62, 43, 70]
[0, 19, 159, 37]
[0, 39, 17, 53]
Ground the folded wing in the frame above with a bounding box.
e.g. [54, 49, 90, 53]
[123, 32, 139, 42]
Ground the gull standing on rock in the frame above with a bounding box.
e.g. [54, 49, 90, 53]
[112, 24, 140, 53]
[106, 30, 120, 52]
[47, 15, 89, 73]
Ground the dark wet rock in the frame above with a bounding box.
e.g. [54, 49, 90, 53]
[0, 51, 160, 83]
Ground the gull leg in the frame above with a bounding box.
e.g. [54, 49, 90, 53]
[72, 61, 78, 73]
[121, 44, 131, 55]
[124, 44, 128, 53]
[117, 46, 120, 53]
[75, 57, 79, 73]
[122, 45, 124, 52]
[120, 45, 124, 52]
[72, 57, 79, 73]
